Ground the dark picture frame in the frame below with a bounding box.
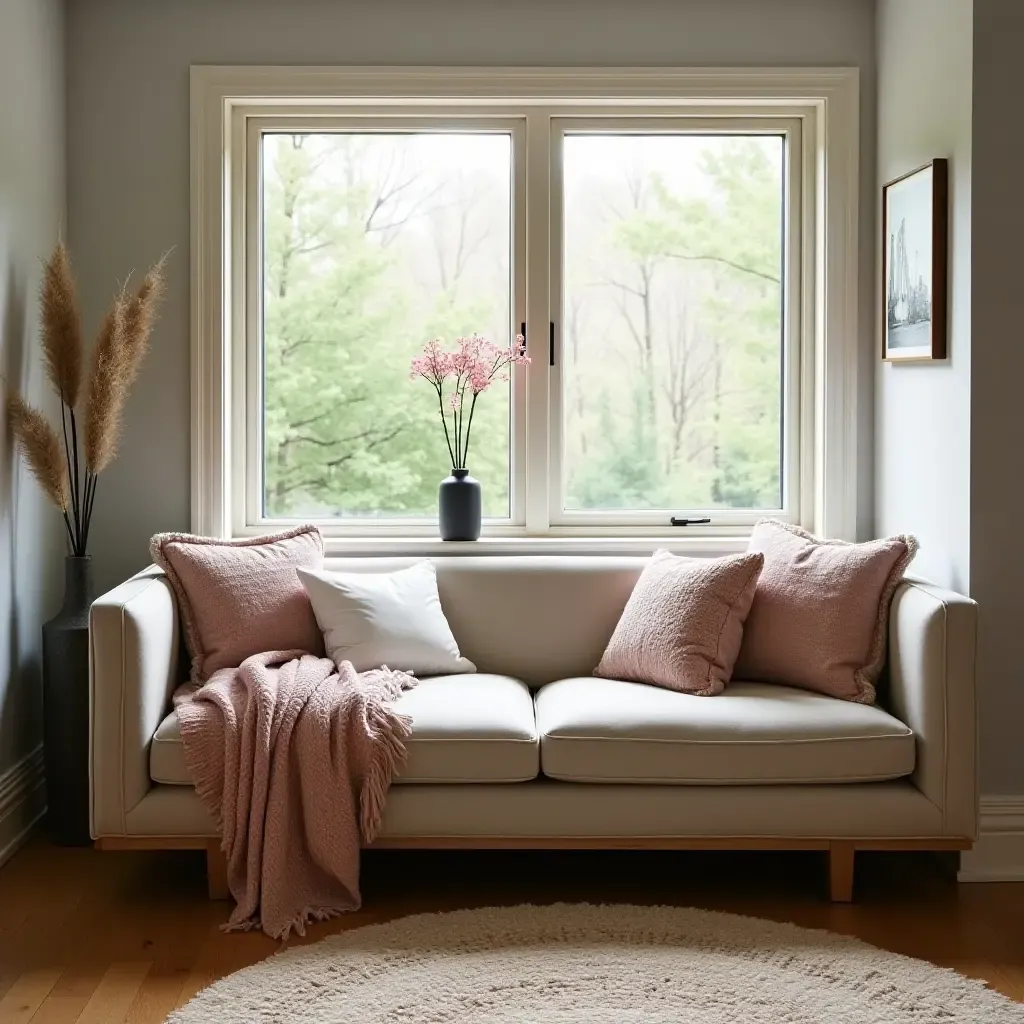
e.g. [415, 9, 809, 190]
[882, 158, 948, 361]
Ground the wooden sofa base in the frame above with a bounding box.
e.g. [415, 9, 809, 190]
[95, 836, 971, 903]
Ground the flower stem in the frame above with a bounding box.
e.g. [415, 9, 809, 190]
[434, 384, 457, 468]
[69, 407, 82, 555]
[82, 472, 98, 553]
[462, 392, 479, 467]
[455, 382, 464, 467]
[59, 402, 80, 554]
[60, 508, 76, 553]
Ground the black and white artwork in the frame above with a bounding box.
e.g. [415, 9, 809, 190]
[882, 159, 947, 361]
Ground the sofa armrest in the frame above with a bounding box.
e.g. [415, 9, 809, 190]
[89, 566, 180, 837]
[886, 578, 977, 839]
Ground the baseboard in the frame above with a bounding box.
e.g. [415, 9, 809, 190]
[0, 746, 46, 868]
[958, 796, 1024, 882]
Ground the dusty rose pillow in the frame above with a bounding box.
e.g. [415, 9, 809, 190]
[734, 520, 918, 704]
[150, 525, 325, 683]
[594, 549, 764, 696]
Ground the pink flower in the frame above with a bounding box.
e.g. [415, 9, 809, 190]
[410, 332, 531, 469]
[409, 338, 455, 385]
[468, 364, 493, 394]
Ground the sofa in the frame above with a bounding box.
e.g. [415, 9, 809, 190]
[89, 555, 978, 902]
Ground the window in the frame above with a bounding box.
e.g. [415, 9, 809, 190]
[260, 129, 516, 521]
[194, 69, 859, 549]
[554, 128, 790, 524]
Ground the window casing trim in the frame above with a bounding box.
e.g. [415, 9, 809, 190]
[191, 66, 860, 547]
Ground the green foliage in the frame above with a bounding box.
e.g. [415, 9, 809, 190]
[263, 132, 783, 523]
[570, 384, 669, 510]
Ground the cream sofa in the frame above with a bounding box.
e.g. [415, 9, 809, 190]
[89, 556, 978, 901]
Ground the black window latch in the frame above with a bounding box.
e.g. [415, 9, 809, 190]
[670, 517, 712, 526]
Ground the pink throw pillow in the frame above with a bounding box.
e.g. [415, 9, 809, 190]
[734, 520, 918, 703]
[150, 525, 325, 683]
[594, 549, 764, 696]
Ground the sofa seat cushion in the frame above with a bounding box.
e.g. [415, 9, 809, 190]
[150, 673, 539, 787]
[535, 677, 915, 785]
[390, 674, 539, 782]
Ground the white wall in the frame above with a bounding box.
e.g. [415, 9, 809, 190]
[970, 0, 1024, 796]
[65, 0, 878, 594]
[0, 0, 66, 775]
[874, 0, 972, 595]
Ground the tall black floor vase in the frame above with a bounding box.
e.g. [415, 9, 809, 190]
[42, 555, 94, 845]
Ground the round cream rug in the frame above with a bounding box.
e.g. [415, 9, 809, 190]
[169, 903, 1024, 1023]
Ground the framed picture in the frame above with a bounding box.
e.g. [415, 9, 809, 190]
[882, 158, 948, 361]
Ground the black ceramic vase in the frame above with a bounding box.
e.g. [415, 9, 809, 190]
[42, 555, 94, 845]
[438, 468, 482, 541]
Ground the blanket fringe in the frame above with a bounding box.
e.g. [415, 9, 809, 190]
[360, 668, 416, 843]
[222, 903, 352, 942]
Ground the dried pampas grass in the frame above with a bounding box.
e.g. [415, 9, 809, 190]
[84, 255, 166, 475]
[39, 241, 84, 407]
[122, 255, 166, 366]
[6, 393, 69, 511]
[83, 302, 127, 476]
[6, 241, 166, 555]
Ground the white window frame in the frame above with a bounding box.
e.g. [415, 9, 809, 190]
[191, 66, 859, 555]
[547, 116, 804, 532]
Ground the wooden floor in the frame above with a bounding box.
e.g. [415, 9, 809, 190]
[0, 836, 1022, 1023]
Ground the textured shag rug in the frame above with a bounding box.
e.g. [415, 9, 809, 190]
[169, 903, 1024, 1023]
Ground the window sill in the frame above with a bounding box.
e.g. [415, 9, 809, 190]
[317, 534, 750, 559]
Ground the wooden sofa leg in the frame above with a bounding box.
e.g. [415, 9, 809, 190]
[829, 842, 855, 902]
[206, 840, 229, 900]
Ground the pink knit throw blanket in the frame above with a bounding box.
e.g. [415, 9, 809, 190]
[174, 651, 416, 939]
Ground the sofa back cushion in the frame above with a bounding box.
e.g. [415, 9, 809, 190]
[146, 550, 921, 693]
[323, 556, 645, 686]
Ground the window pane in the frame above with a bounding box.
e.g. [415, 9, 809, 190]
[262, 132, 513, 519]
[561, 134, 784, 512]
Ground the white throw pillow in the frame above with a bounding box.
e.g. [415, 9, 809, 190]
[297, 561, 475, 676]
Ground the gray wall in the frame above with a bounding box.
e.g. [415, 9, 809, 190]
[0, 0, 66, 774]
[66, 0, 878, 594]
[876, 0, 1024, 798]
[971, 0, 1024, 796]
[874, 0, 972, 594]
